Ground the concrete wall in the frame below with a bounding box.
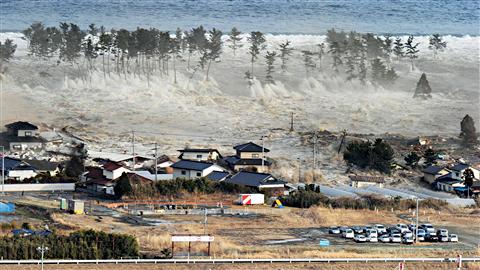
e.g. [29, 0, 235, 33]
[1, 183, 75, 192]
[9, 142, 43, 151]
[181, 152, 220, 161]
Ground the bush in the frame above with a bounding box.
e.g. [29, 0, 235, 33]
[343, 138, 394, 174]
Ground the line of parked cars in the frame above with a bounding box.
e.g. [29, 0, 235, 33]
[328, 223, 458, 245]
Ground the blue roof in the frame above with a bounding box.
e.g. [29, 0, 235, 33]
[171, 160, 215, 171]
[206, 171, 230, 181]
[450, 163, 469, 172]
[423, 165, 445, 175]
[226, 171, 286, 188]
[2, 157, 34, 171]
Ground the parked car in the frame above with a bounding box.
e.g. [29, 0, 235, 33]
[390, 234, 402, 243]
[437, 229, 449, 242]
[374, 224, 387, 234]
[420, 224, 435, 234]
[366, 229, 378, 238]
[402, 235, 414, 245]
[363, 225, 372, 232]
[379, 234, 390, 243]
[396, 224, 409, 233]
[408, 224, 417, 232]
[425, 233, 438, 242]
[367, 234, 378, 242]
[449, 234, 458, 242]
[340, 226, 349, 233]
[354, 234, 367, 243]
[352, 226, 364, 234]
[416, 229, 426, 241]
[329, 226, 341, 234]
[403, 230, 413, 238]
[343, 229, 354, 239]
[387, 227, 400, 235]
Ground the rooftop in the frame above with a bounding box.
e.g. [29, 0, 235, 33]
[226, 171, 285, 188]
[233, 142, 270, 153]
[423, 165, 447, 175]
[205, 171, 230, 182]
[171, 160, 217, 171]
[103, 162, 124, 171]
[450, 163, 470, 172]
[5, 121, 38, 131]
[24, 159, 59, 171]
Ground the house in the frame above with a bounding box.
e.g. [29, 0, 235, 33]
[102, 162, 130, 180]
[205, 171, 230, 182]
[449, 163, 480, 180]
[435, 174, 464, 192]
[1, 157, 37, 181]
[87, 150, 152, 169]
[178, 148, 222, 162]
[133, 170, 173, 181]
[5, 121, 39, 137]
[83, 167, 116, 195]
[349, 175, 385, 188]
[170, 160, 226, 180]
[225, 142, 271, 173]
[422, 165, 450, 184]
[4, 121, 44, 151]
[470, 181, 480, 197]
[24, 159, 60, 176]
[225, 171, 286, 195]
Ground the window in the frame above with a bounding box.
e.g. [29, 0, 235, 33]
[181, 170, 186, 175]
[196, 154, 203, 158]
[25, 131, 32, 136]
[196, 172, 202, 177]
[252, 154, 259, 158]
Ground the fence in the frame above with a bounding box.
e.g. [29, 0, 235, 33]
[0, 257, 478, 265]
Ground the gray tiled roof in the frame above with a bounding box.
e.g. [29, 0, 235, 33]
[226, 171, 285, 188]
[206, 171, 230, 181]
[171, 160, 215, 171]
[233, 142, 270, 153]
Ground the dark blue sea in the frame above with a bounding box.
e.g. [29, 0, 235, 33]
[0, 0, 479, 35]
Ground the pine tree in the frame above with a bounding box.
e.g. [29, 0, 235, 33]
[328, 41, 342, 73]
[460, 114, 478, 144]
[358, 51, 367, 84]
[278, 40, 293, 72]
[204, 28, 223, 80]
[404, 36, 420, 70]
[171, 28, 183, 83]
[428, 34, 447, 59]
[247, 31, 266, 77]
[301, 50, 316, 77]
[413, 73, 432, 98]
[264, 51, 277, 84]
[370, 58, 386, 84]
[392, 37, 404, 60]
[404, 152, 420, 168]
[316, 43, 325, 69]
[382, 35, 393, 63]
[0, 39, 17, 62]
[227, 27, 243, 56]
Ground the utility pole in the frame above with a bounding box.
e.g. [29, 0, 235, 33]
[297, 158, 302, 183]
[337, 129, 347, 154]
[312, 132, 317, 182]
[37, 244, 49, 270]
[154, 142, 158, 181]
[132, 130, 136, 171]
[261, 135, 266, 172]
[290, 112, 294, 132]
[203, 208, 208, 234]
[415, 197, 419, 244]
[1, 146, 4, 196]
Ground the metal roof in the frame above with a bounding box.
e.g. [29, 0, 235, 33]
[226, 171, 285, 187]
[422, 165, 446, 175]
[233, 142, 270, 153]
[450, 163, 470, 172]
[205, 171, 230, 182]
[170, 160, 216, 171]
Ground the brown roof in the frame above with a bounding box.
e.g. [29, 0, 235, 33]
[103, 162, 123, 171]
[85, 167, 104, 179]
[349, 175, 385, 183]
[86, 178, 115, 186]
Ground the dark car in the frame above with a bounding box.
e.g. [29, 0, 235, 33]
[352, 226, 364, 234]
[425, 233, 438, 242]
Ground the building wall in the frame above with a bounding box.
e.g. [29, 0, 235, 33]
[9, 142, 43, 151]
[181, 152, 211, 161]
[103, 167, 130, 180]
[17, 129, 39, 137]
[351, 181, 383, 188]
[7, 170, 37, 180]
[234, 164, 268, 173]
[173, 165, 224, 180]
[239, 152, 262, 159]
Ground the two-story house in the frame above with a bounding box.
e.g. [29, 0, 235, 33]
[177, 148, 222, 162]
[171, 160, 226, 180]
[4, 121, 44, 151]
[224, 142, 271, 173]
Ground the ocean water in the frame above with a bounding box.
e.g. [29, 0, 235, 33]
[0, 0, 479, 35]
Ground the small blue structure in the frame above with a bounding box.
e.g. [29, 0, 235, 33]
[0, 202, 15, 213]
[319, 239, 330, 247]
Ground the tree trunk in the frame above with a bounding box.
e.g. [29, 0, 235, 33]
[206, 59, 212, 81]
[173, 54, 177, 84]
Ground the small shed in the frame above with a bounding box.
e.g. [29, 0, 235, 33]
[349, 175, 385, 188]
[68, 199, 84, 214]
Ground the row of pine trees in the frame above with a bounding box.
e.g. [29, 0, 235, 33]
[0, 230, 139, 260]
[1, 23, 448, 87]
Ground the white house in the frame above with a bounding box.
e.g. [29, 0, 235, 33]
[178, 148, 222, 162]
[449, 163, 480, 180]
[102, 162, 130, 180]
[423, 165, 450, 184]
[5, 121, 44, 151]
[171, 160, 226, 180]
[2, 157, 37, 181]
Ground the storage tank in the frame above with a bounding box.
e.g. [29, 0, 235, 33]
[239, 194, 265, 205]
[68, 200, 84, 214]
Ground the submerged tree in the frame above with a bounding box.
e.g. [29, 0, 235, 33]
[404, 152, 420, 168]
[392, 37, 404, 61]
[0, 39, 17, 63]
[278, 40, 293, 72]
[247, 31, 266, 77]
[264, 51, 277, 84]
[413, 73, 432, 98]
[301, 50, 316, 77]
[328, 41, 343, 73]
[428, 34, 447, 59]
[316, 43, 326, 69]
[404, 36, 419, 70]
[227, 27, 243, 56]
[171, 28, 183, 83]
[460, 114, 478, 145]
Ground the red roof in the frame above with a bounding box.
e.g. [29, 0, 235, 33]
[103, 162, 123, 171]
